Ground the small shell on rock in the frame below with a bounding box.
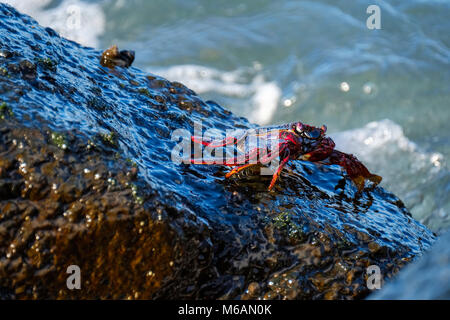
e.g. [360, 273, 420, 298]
[100, 45, 135, 69]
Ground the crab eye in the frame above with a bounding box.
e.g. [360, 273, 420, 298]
[321, 125, 327, 134]
[305, 128, 321, 139]
[295, 123, 303, 134]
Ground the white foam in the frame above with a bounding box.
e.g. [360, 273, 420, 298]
[331, 119, 417, 156]
[4, 0, 105, 48]
[331, 119, 445, 172]
[250, 80, 281, 125]
[150, 64, 281, 125]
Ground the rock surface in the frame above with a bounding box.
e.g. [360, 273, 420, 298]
[0, 4, 436, 299]
[369, 231, 450, 300]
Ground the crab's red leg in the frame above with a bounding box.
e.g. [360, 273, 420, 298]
[222, 147, 262, 166]
[191, 136, 238, 148]
[194, 144, 278, 167]
[190, 146, 261, 166]
[259, 144, 286, 164]
[226, 144, 288, 184]
[190, 158, 221, 165]
[225, 163, 259, 178]
[191, 128, 285, 148]
[190, 134, 257, 165]
[268, 155, 290, 191]
[225, 145, 273, 176]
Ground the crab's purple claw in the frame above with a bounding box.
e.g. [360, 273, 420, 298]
[328, 150, 382, 191]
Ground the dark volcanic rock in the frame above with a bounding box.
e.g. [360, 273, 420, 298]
[0, 4, 436, 299]
[0, 119, 201, 299]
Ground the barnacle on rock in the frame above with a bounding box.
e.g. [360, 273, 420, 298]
[100, 45, 135, 69]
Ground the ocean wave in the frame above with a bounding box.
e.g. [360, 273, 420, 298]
[149, 64, 281, 125]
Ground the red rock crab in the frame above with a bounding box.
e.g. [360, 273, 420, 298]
[190, 121, 382, 191]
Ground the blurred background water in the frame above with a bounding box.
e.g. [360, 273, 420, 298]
[5, 0, 449, 233]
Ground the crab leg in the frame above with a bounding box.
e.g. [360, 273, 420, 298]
[190, 158, 222, 165]
[268, 155, 290, 191]
[225, 148, 289, 182]
[225, 143, 288, 179]
[191, 135, 238, 148]
[190, 146, 261, 166]
[191, 128, 287, 149]
[225, 163, 259, 178]
[225, 144, 287, 177]
[233, 147, 261, 165]
[259, 144, 286, 165]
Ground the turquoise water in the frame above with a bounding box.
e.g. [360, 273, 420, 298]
[7, 0, 450, 233]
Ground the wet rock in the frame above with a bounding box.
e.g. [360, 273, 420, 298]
[0, 49, 13, 59]
[0, 119, 213, 299]
[0, 3, 436, 299]
[369, 231, 450, 300]
[18, 60, 36, 80]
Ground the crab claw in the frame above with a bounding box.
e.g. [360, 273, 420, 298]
[328, 150, 382, 192]
[351, 173, 382, 192]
